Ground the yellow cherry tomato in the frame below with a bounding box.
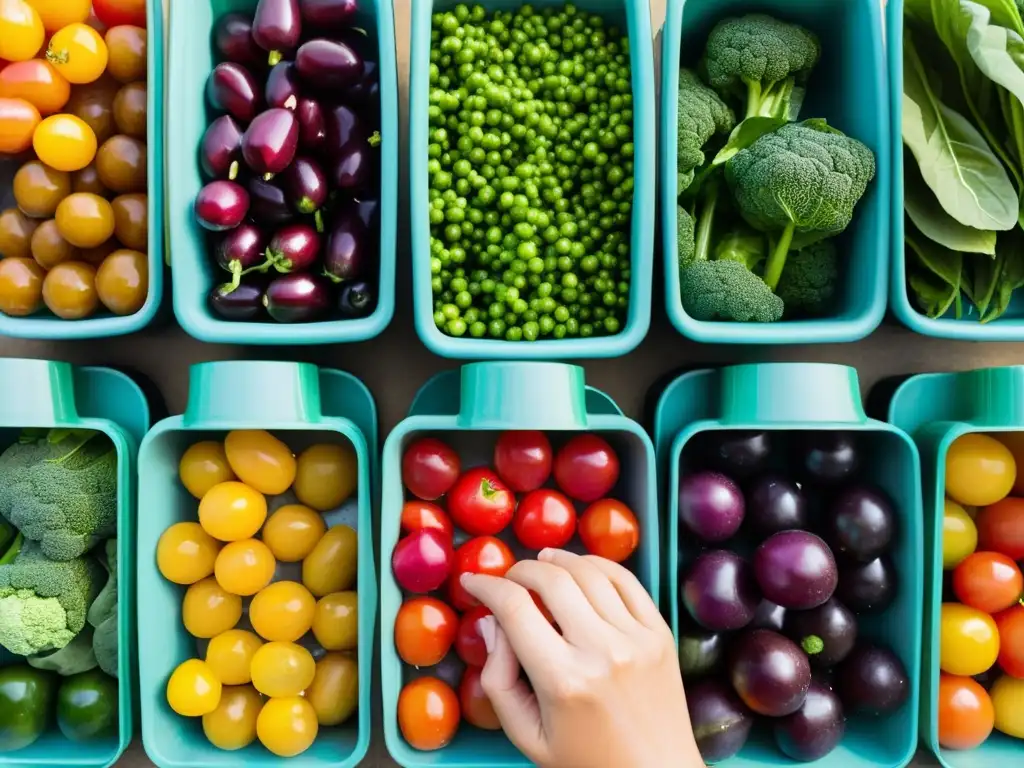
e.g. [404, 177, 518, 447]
[54, 192, 113, 247]
[294, 442, 358, 511]
[249, 580, 316, 642]
[306, 652, 358, 726]
[198, 481, 267, 542]
[224, 429, 296, 495]
[991, 675, 1024, 738]
[312, 591, 358, 651]
[0, 0, 44, 62]
[202, 685, 262, 751]
[996, 432, 1024, 495]
[256, 696, 318, 758]
[943, 499, 978, 570]
[250, 641, 316, 698]
[179, 440, 235, 499]
[940, 603, 1000, 677]
[45, 23, 108, 84]
[205, 629, 263, 686]
[214, 538, 276, 596]
[946, 433, 1017, 507]
[166, 658, 222, 717]
[182, 577, 242, 639]
[262, 504, 325, 563]
[33, 114, 97, 172]
[303, 525, 358, 597]
[25, 0, 91, 32]
[156, 521, 220, 585]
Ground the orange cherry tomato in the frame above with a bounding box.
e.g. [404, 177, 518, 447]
[33, 114, 97, 172]
[92, 0, 147, 28]
[0, 97, 40, 154]
[952, 551, 1024, 614]
[937, 674, 994, 750]
[398, 677, 460, 751]
[977, 497, 1024, 561]
[995, 605, 1024, 678]
[401, 500, 454, 541]
[0, 0, 45, 62]
[45, 23, 108, 85]
[459, 667, 501, 730]
[395, 597, 458, 668]
[0, 60, 69, 115]
[25, 0, 91, 32]
[578, 498, 640, 563]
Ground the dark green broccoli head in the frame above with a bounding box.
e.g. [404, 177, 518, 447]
[680, 259, 784, 323]
[774, 240, 840, 317]
[677, 69, 736, 193]
[678, 205, 696, 267]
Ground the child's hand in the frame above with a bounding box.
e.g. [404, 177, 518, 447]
[461, 548, 703, 768]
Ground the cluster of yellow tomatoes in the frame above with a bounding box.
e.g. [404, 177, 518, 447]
[155, 429, 362, 758]
[0, 0, 149, 320]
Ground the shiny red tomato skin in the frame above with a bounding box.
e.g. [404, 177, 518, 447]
[995, 605, 1024, 678]
[402, 438, 461, 501]
[448, 536, 516, 611]
[92, 0, 147, 27]
[459, 667, 501, 730]
[395, 597, 459, 668]
[447, 468, 515, 536]
[454, 605, 492, 667]
[579, 498, 640, 563]
[977, 498, 1024, 561]
[401, 500, 454, 541]
[953, 551, 1024, 614]
[494, 430, 552, 492]
[553, 434, 620, 502]
[513, 489, 577, 550]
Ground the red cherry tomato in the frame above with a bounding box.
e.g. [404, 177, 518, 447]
[400, 500, 454, 541]
[398, 677, 460, 751]
[459, 667, 501, 730]
[553, 434, 620, 502]
[448, 536, 516, 611]
[395, 596, 459, 668]
[977, 497, 1024, 561]
[454, 605, 492, 667]
[995, 605, 1024, 678]
[494, 430, 552, 492]
[578, 499, 640, 563]
[91, 0, 146, 28]
[513, 489, 577, 550]
[447, 468, 515, 536]
[402, 438, 461, 501]
[953, 551, 1024, 614]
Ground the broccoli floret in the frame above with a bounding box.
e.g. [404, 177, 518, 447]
[725, 119, 875, 291]
[713, 227, 767, 271]
[0, 540, 104, 656]
[680, 260, 784, 322]
[677, 69, 736, 193]
[0, 429, 117, 561]
[678, 205, 696, 267]
[703, 14, 820, 120]
[775, 241, 840, 317]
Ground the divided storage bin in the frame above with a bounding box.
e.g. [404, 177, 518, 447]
[652, 363, 922, 768]
[659, 0, 890, 344]
[136, 361, 377, 768]
[887, 366, 1024, 767]
[0, 358, 151, 768]
[380, 362, 659, 766]
[409, 1, 655, 359]
[167, 0, 398, 345]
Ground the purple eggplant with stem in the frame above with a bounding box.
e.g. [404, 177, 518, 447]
[242, 108, 299, 179]
[323, 211, 368, 283]
[282, 156, 328, 224]
[247, 177, 294, 225]
[214, 13, 265, 70]
[209, 278, 268, 321]
[206, 63, 262, 125]
[295, 97, 327, 152]
[195, 180, 250, 231]
[200, 115, 244, 180]
[263, 273, 330, 322]
[266, 62, 301, 110]
[215, 223, 271, 290]
[299, 0, 358, 28]
[295, 39, 363, 89]
[337, 280, 375, 318]
[331, 133, 378, 191]
[267, 222, 321, 273]
[252, 0, 302, 66]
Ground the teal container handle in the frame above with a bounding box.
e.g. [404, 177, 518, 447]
[455, 362, 590, 429]
[0, 358, 80, 424]
[959, 366, 1024, 427]
[182, 361, 324, 426]
[718, 363, 867, 425]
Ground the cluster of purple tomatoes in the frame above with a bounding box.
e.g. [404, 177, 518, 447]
[677, 430, 910, 763]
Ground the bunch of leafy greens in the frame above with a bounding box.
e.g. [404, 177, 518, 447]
[903, 0, 1024, 322]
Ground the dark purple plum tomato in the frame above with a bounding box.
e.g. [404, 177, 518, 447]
[686, 679, 753, 763]
[836, 644, 909, 716]
[282, 156, 327, 215]
[200, 115, 244, 180]
[783, 597, 857, 668]
[346, 59, 379, 103]
[214, 13, 265, 70]
[295, 97, 327, 152]
[694, 431, 771, 480]
[242, 108, 299, 177]
[215, 223, 268, 281]
[747, 474, 807, 535]
[325, 104, 364, 157]
[824, 485, 896, 563]
[836, 555, 896, 613]
[773, 680, 846, 761]
[295, 39, 363, 89]
[323, 213, 368, 282]
[678, 471, 744, 543]
[252, 0, 301, 66]
[263, 273, 330, 322]
[682, 550, 759, 631]
[247, 178, 294, 225]
[678, 628, 726, 679]
[209, 279, 266, 321]
[194, 180, 249, 231]
[753, 530, 837, 610]
[729, 629, 811, 717]
[750, 599, 786, 632]
[206, 63, 262, 125]
[337, 281, 375, 318]
[331, 142, 372, 190]
[298, 0, 358, 28]
[265, 62, 301, 110]
[797, 432, 860, 484]
[267, 223, 320, 273]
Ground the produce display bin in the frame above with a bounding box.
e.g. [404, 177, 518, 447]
[652, 363, 922, 768]
[166, 0, 398, 345]
[887, 366, 1024, 767]
[0, 358, 151, 768]
[380, 362, 658, 766]
[0, 0, 166, 339]
[136, 361, 377, 768]
[409, 0, 656, 360]
[659, 0, 890, 344]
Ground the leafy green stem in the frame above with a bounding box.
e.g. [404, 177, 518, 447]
[694, 179, 720, 263]
[763, 222, 795, 291]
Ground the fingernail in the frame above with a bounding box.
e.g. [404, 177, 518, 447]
[479, 615, 497, 653]
[460, 572, 474, 587]
[537, 548, 554, 561]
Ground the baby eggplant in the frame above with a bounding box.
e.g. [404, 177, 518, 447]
[295, 39, 363, 89]
[323, 213, 368, 282]
[268, 222, 320, 273]
[209, 279, 267, 321]
[337, 280, 375, 318]
[206, 63, 262, 125]
[253, 0, 302, 66]
[263, 273, 330, 322]
[242, 108, 299, 178]
[353, 197, 380, 229]
[215, 223, 269, 286]
[299, 0, 358, 28]
[346, 58, 379, 104]
[295, 97, 327, 152]
[331, 140, 375, 190]
[214, 13, 265, 70]
[325, 104, 364, 157]
[195, 180, 250, 231]
[282, 156, 328, 217]
[247, 177, 294, 225]
[266, 62, 301, 110]
[200, 115, 244, 180]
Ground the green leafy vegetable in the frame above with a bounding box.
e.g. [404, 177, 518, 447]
[677, 69, 736, 193]
[87, 540, 118, 678]
[907, 221, 965, 317]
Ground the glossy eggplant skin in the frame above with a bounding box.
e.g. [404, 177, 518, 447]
[266, 62, 301, 110]
[323, 212, 368, 282]
[200, 115, 244, 180]
[263, 273, 330, 322]
[214, 13, 265, 70]
[346, 59, 379, 104]
[299, 0, 358, 28]
[773, 681, 846, 761]
[337, 280, 375, 318]
[282, 156, 327, 215]
[195, 180, 250, 231]
[836, 644, 909, 716]
[331, 142, 372, 191]
[267, 222, 321, 273]
[836, 555, 897, 613]
[325, 104, 364, 157]
[209, 279, 267, 321]
[206, 63, 263, 125]
[295, 39, 363, 89]
[242, 108, 299, 176]
[783, 597, 857, 668]
[215, 223, 268, 275]
[252, 0, 302, 66]
[247, 178, 294, 226]
[296, 97, 327, 153]
[678, 628, 726, 679]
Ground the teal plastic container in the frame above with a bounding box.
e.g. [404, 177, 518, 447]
[409, 1, 655, 359]
[136, 361, 377, 768]
[652, 363, 923, 768]
[166, 0, 397, 345]
[887, 367, 1024, 767]
[0, 358, 151, 768]
[659, 0, 890, 344]
[380, 362, 659, 766]
[0, 1, 165, 339]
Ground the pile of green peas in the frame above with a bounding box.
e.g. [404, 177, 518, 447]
[427, 3, 635, 342]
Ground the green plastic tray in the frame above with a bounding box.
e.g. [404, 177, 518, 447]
[652, 363, 923, 768]
[380, 362, 659, 766]
[136, 361, 377, 768]
[0, 358, 151, 768]
[887, 366, 1024, 767]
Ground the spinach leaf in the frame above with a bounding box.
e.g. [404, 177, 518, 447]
[984, 229, 1024, 320]
[964, 2, 1024, 105]
[967, 250, 1002, 314]
[712, 117, 787, 166]
[906, 219, 965, 318]
[967, 0, 1024, 35]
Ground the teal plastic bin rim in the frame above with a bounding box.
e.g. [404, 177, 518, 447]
[409, 0, 655, 360]
[0, 0, 165, 340]
[167, 0, 398, 346]
[658, 0, 890, 345]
